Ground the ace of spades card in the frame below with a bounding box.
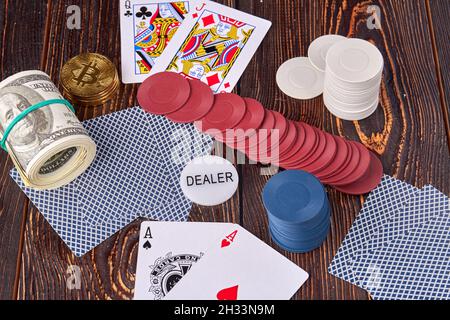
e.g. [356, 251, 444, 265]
[120, 0, 191, 83]
[134, 221, 234, 300]
[150, 0, 272, 93]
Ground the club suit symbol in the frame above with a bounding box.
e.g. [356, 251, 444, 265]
[136, 7, 152, 20]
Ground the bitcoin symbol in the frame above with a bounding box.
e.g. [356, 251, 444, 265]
[72, 61, 100, 87]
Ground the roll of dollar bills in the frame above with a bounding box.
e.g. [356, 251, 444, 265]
[0, 70, 96, 190]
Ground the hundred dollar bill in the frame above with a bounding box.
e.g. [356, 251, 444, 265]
[0, 70, 96, 189]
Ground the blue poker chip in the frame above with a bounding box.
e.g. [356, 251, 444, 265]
[269, 224, 329, 253]
[262, 170, 332, 253]
[262, 170, 328, 225]
[269, 214, 330, 243]
[267, 200, 330, 231]
[270, 209, 330, 241]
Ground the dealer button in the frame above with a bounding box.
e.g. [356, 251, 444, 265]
[180, 155, 239, 206]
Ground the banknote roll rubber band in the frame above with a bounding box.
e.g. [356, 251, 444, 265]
[0, 99, 75, 151]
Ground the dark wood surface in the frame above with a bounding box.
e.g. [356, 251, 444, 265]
[0, 0, 449, 300]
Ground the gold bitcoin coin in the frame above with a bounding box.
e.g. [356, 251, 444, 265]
[60, 53, 119, 106]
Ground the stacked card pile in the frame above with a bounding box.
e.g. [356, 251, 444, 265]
[329, 175, 450, 300]
[139, 71, 384, 195]
[11, 107, 213, 256]
[276, 35, 384, 121]
[134, 222, 309, 300]
[262, 170, 331, 253]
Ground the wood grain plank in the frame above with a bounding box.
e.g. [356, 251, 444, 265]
[236, 0, 368, 300]
[17, 0, 240, 300]
[0, 0, 49, 300]
[16, 0, 143, 300]
[237, 0, 450, 300]
[9, 0, 450, 300]
[427, 0, 450, 150]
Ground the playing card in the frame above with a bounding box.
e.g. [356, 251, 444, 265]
[164, 224, 309, 300]
[328, 175, 418, 284]
[150, 0, 271, 93]
[120, 0, 192, 83]
[10, 169, 140, 257]
[10, 108, 213, 256]
[75, 107, 175, 226]
[138, 113, 214, 221]
[10, 166, 196, 257]
[134, 221, 233, 300]
[350, 188, 450, 300]
[352, 185, 445, 264]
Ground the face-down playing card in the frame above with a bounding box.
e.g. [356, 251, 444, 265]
[11, 168, 198, 257]
[132, 111, 213, 221]
[350, 186, 450, 300]
[164, 224, 309, 300]
[328, 175, 419, 284]
[120, 0, 192, 83]
[150, 0, 272, 93]
[75, 107, 176, 227]
[350, 185, 447, 270]
[134, 221, 234, 300]
[10, 108, 214, 256]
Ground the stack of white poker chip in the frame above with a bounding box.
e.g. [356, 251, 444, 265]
[322, 38, 384, 120]
[276, 35, 384, 121]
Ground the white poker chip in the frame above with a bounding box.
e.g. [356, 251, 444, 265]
[323, 92, 379, 121]
[308, 35, 347, 72]
[276, 57, 324, 100]
[180, 155, 239, 207]
[325, 38, 384, 83]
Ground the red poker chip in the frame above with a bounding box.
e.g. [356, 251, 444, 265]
[280, 122, 319, 168]
[195, 93, 247, 133]
[277, 122, 305, 163]
[235, 98, 266, 138]
[300, 131, 337, 173]
[249, 111, 288, 160]
[247, 111, 288, 163]
[334, 152, 383, 195]
[294, 129, 328, 169]
[166, 79, 214, 123]
[278, 121, 298, 158]
[217, 98, 265, 145]
[138, 72, 190, 115]
[270, 111, 289, 144]
[246, 137, 273, 164]
[247, 138, 278, 164]
[316, 136, 349, 179]
[321, 140, 358, 185]
[331, 142, 371, 186]
[243, 110, 275, 152]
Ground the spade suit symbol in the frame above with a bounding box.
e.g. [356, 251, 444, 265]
[143, 240, 152, 249]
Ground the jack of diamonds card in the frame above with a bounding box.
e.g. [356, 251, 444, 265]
[151, 0, 272, 92]
[120, 0, 190, 83]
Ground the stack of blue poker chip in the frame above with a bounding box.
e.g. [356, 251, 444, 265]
[262, 170, 331, 253]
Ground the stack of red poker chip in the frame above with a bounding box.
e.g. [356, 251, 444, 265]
[138, 72, 383, 195]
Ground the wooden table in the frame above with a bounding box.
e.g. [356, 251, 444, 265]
[0, 0, 449, 300]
